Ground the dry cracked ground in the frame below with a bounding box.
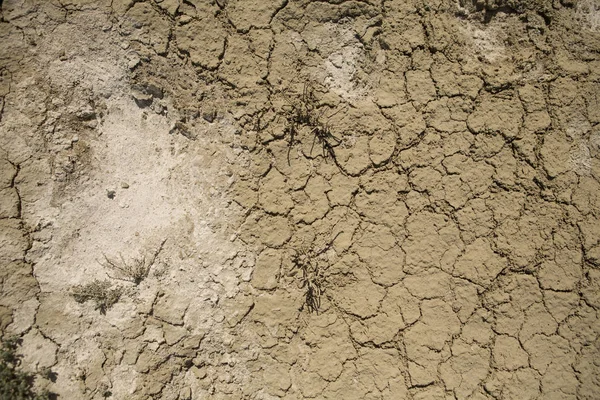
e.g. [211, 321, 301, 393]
[1, 0, 600, 399]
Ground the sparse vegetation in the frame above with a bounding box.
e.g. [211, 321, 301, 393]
[280, 81, 345, 172]
[0, 336, 53, 400]
[292, 249, 325, 314]
[71, 279, 123, 314]
[101, 239, 167, 285]
[291, 233, 343, 314]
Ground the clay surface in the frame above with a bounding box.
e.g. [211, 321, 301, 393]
[1, 0, 600, 398]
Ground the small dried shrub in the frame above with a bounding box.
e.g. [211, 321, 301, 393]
[292, 249, 324, 314]
[279, 81, 345, 171]
[101, 239, 166, 285]
[71, 279, 123, 314]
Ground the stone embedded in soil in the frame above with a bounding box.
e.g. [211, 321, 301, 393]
[131, 89, 153, 108]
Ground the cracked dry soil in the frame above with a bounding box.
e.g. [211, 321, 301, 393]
[1, 0, 600, 399]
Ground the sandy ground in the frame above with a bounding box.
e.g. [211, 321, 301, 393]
[1, 0, 600, 399]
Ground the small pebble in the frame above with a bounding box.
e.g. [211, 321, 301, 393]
[128, 57, 140, 70]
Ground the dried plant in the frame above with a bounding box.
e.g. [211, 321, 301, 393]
[71, 279, 123, 314]
[290, 232, 344, 314]
[292, 249, 324, 314]
[101, 239, 167, 285]
[279, 81, 345, 171]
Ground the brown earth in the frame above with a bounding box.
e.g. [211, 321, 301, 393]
[1, 0, 600, 399]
